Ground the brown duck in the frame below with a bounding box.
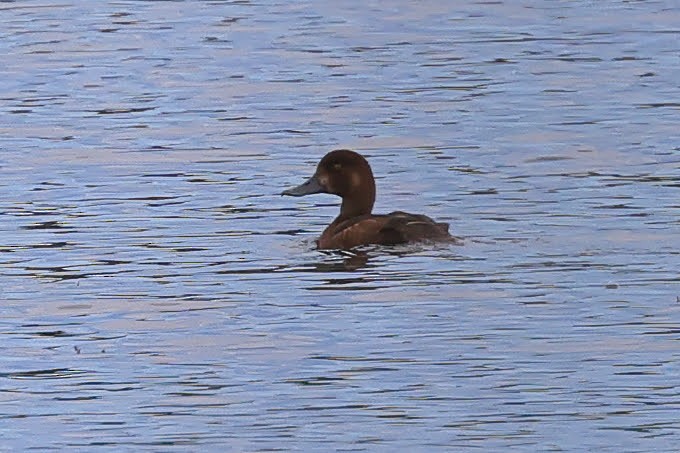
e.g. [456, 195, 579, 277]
[282, 149, 457, 250]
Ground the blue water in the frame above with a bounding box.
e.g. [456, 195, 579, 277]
[1, 1, 679, 451]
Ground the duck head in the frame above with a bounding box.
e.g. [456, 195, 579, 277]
[282, 149, 376, 218]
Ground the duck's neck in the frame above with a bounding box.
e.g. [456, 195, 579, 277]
[337, 187, 375, 222]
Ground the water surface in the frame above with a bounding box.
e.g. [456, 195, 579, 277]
[1, 1, 679, 451]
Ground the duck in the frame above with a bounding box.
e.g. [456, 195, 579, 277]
[282, 149, 458, 250]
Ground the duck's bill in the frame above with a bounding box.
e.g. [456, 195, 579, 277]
[281, 175, 324, 197]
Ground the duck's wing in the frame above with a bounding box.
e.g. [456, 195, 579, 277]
[379, 211, 453, 243]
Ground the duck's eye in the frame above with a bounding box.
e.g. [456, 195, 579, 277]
[333, 162, 342, 170]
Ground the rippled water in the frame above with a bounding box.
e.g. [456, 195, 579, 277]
[1, 1, 679, 451]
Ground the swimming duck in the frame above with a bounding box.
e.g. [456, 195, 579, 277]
[282, 149, 457, 250]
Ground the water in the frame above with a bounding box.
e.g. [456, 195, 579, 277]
[1, 1, 679, 451]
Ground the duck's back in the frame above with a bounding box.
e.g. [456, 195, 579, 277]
[319, 211, 455, 249]
[379, 211, 451, 245]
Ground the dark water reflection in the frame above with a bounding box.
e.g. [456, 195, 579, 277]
[1, 0, 679, 451]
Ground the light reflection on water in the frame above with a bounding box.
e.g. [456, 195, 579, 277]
[1, 0, 679, 451]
